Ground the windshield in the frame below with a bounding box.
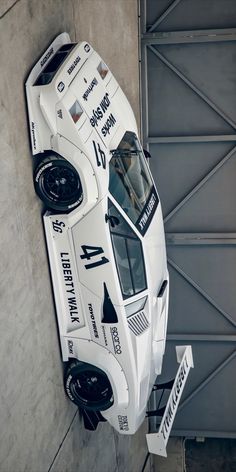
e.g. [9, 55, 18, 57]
[109, 131, 159, 235]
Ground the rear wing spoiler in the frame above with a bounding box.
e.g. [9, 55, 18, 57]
[146, 345, 194, 457]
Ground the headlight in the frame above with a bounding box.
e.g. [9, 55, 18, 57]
[69, 100, 83, 123]
[97, 61, 109, 80]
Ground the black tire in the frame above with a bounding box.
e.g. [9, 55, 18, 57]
[34, 155, 83, 212]
[64, 360, 114, 411]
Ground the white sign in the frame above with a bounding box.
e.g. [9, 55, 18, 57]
[146, 345, 194, 457]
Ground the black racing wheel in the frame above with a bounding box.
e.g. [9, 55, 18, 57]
[64, 360, 114, 411]
[34, 155, 83, 212]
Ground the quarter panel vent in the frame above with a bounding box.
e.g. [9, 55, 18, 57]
[127, 311, 149, 336]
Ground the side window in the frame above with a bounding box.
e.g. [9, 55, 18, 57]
[108, 201, 147, 299]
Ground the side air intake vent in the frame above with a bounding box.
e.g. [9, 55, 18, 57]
[127, 311, 149, 336]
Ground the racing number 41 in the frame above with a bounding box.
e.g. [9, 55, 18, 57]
[80, 245, 109, 270]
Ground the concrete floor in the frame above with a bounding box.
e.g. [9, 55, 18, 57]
[152, 438, 184, 472]
[0, 1, 151, 471]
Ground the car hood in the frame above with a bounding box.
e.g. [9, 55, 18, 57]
[70, 56, 118, 142]
[69, 50, 137, 149]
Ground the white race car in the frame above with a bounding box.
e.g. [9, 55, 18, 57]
[25, 33, 169, 434]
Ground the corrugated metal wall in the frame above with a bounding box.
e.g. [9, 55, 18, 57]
[141, 0, 236, 437]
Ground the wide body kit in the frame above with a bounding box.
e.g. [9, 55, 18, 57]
[25, 33, 169, 434]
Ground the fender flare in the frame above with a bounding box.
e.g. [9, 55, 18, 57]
[71, 338, 129, 409]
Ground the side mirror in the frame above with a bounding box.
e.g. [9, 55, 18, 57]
[105, 214, 120, 228]
[143, 149, 151, 159]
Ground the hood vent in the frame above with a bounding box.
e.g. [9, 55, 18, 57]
[127, 311, 149, 336]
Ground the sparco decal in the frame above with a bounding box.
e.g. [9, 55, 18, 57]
[60, 252, 80, 323]
[118, 415, 129, 431]
[67, 55, 81, 75]
[83, 78, 98, 101]
[136, 186, 159, 236]
[88, 303, 99, 338]
[40, 47, 53, 68]
[89, 93, 111, 127]
[110, 327, 122, 354]
[57, 81, 65, 92]
[31, 122, 36, 150]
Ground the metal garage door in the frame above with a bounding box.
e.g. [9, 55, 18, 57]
[140, 0, 236, 437]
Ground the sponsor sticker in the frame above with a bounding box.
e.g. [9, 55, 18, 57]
[57, 109, 63, 119]
[35, 162, 52, 182]
[101, 326, 108, 346]
[57, 81, 65, 93]
[146, 345, 194, 457]
[68, 340, 74, 355]
[52, 219, 65, 234]
[118, 415, 129, 431]
[136, 186, 159, 236]
[40, 47, 54, 68]
[89, 92, 110, 127]
[88, 303, 99, 339]
[88, 92, 117, 139]
[83, 77, 98, 101]
[31, 122, 37, 150]
[67, 55, 81, 75]
[60, 252, 80, 324]
[84, 43, 90, 53]
[110, 327, 122, 354]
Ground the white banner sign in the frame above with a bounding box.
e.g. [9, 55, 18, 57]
[146, 345, 194, 457]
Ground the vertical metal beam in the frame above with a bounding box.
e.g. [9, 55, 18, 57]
[164, 145, 236, 224]
[148, 45, 236, 131]
[148, 0, 182, 32]
[140, 43, 149, 149]
[167, 257, 236, 328]
[140, 0, 147, 35]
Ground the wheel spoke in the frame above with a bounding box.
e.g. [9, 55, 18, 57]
[74, 371, 110, 401]
[53, 167, 62, 179]
[67, 365, 113, 409]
